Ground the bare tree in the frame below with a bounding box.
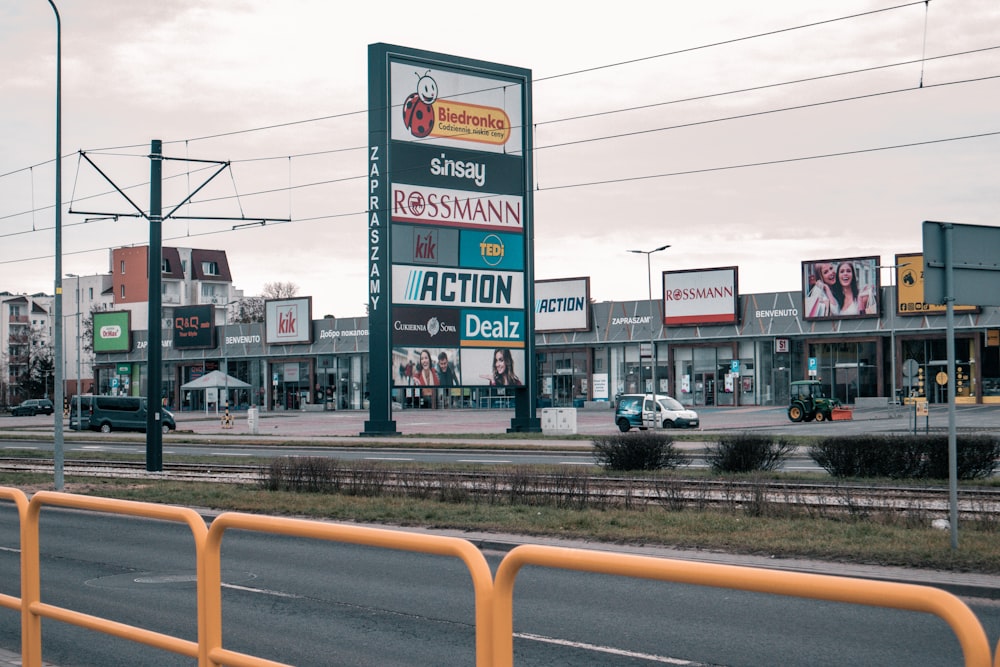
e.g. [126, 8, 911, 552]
[231, 282, 300, 324]
[262, 282, 299, 299]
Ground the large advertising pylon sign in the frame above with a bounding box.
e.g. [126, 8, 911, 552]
[365, 43, 539, 435]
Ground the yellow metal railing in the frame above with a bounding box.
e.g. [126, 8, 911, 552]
[492, 544, 993, 667]
[201, 512, 495, 667]
[0, 488, 30, 665]
[20, 491, 209, 667]
[1, 487, 995, 667]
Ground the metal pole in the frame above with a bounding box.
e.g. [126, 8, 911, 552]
[878, 263, 910, 406]
[646, 251, 655, 401]
[942, 225, 958, 550]
[146, 140, 163, 471]
[75, 278, 81, 428]
[629, 245, 670, 427]
[48, 0, 64, 491]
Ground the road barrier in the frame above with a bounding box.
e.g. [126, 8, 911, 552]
[0, 486, 995, 667]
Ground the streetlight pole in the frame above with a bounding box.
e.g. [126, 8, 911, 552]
[48, 0, 64, 490]
[628, 245, 671, 425]
[877, 262, 910, 405]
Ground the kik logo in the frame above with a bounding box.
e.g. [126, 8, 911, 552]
[276, 306, 298, 337]
[414, 230, 438, 262]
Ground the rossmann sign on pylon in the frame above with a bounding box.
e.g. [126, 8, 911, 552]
[367, 43, 536, 433]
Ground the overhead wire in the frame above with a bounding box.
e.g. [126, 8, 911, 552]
[0, 2, 996, 267]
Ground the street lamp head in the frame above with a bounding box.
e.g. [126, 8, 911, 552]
[627, 244, 671, 255]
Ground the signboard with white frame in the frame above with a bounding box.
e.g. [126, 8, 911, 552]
[534, 277, 591, 333]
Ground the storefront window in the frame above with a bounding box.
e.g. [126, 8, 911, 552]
[809, 341, 878, 404]
[897, 336, 976, 403]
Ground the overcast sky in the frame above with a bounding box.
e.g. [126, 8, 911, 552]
[2, 0, 998, 317]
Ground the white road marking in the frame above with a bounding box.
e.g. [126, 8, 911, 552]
[515, 632, 706, 665]
[364, 457, 414, 461]
[457, 459, 512, 464]
[221, 582, 304, 599]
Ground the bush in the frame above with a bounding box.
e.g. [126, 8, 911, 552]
[706, 432, 794, 473]
[809, 434, 1000, 480]
[592, 431, 685, 471]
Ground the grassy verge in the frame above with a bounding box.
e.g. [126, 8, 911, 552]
[3, 471, 997, 574]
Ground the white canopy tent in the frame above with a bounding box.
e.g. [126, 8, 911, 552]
[180, 370, 251, 414]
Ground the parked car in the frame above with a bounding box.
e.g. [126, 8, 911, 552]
[10, 398, 55, 416]
[615, 393, 700, 431]
[84, 395, 176, 434]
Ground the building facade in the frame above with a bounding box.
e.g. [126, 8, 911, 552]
[1, 292, 53, 407]
[91, 287, 1000, 412]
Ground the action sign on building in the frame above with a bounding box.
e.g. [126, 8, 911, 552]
[366, 44, 537, 435]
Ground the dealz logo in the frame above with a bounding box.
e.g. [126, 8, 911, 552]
[402, 71, 438, 138]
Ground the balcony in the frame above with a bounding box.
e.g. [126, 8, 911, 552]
[201, 295, 232, 305]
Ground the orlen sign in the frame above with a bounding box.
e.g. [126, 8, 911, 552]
[265, 297, 313, 345]
[534, 277, 590, 333]
[662, 267, 739, 325]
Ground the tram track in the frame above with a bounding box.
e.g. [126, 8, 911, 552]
[3, 457, 999, 520]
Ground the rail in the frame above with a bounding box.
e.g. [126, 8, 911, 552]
[3, 458, 999, 518]
[0, 486, 996, 666]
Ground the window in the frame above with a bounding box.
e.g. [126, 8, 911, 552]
[120, 260, 125, 274]
[202, 261, 219, 276]
[162, 258, 171, 273]
[121, 285, 125, 299]
[88, 287, 94, 299]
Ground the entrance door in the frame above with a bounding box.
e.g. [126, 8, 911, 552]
[553, 374, 573, 407]
[702, 374, 715, 406]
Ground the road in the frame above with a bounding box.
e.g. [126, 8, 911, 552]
[0, 507, 996, 667]
[7, 403, 1000, 440]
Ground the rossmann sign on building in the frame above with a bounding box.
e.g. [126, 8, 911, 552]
[661, 267, 740, 325]
[368, 44, 535, 432]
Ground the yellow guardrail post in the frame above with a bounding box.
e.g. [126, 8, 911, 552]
[492, 544, 993, 667]
[0, 488, 31, 666]
[204, 513, 495, 667]
[22, 492, 209, 667]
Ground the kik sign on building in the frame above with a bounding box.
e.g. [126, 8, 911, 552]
[367, 43, 537, 434]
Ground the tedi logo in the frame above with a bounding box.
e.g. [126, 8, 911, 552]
[430, 153, 486, 187]
[479, 233, 504, 266]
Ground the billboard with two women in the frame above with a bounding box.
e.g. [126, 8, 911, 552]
[802, 256, 880, 320]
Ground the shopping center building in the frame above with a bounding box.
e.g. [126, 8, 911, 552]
[92, 257, 1000, 412]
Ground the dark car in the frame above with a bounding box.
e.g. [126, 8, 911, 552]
[11, 398, 55, 416]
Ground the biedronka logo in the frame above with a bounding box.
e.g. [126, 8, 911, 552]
[402, 71, 511, 146]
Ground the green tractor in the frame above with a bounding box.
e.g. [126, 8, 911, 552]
[787, 380, 841, 422]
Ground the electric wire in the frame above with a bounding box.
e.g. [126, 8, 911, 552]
[1, 126, 994, 269]
[0, 2, 995, 271]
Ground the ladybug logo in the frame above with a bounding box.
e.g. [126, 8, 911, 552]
[403, 71, 438, 139]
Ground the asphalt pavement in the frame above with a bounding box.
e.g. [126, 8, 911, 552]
[1, 402, 999, 666]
